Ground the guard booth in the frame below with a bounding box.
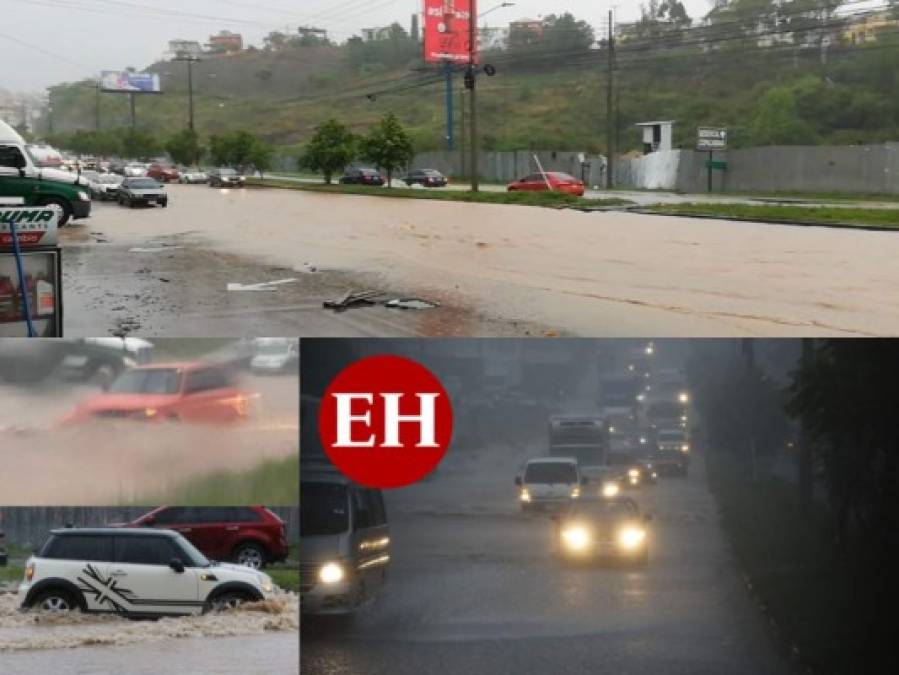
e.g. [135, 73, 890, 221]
[0, 200, 63, 337]
[635, 121, 674, 154]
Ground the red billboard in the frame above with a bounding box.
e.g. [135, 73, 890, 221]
[423, 0, 477, 64]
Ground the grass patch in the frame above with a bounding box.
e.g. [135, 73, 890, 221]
[707, 456, 866, 675]
[645, 203, 899, 228]
[268, 567, 299, 593]
[248, 178, 634, 209]
[137, 454, 298, 505]
[0, 565, 23, 583]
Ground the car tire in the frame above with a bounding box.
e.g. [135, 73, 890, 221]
[207, 590, 254, 612]
[32, 588, 80, 613]
[160, 200, 168, 208]
[36, 196, 73, 227]
[233, 543, 267, 569]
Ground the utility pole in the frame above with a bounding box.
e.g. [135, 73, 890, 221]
[173, 53, 201, 132]
[605, 9, 615, 189]
[467, 0, 479, 192]
[95, 81, 101, 131]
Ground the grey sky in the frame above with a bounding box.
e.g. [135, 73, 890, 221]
[1, 0, 717, 93]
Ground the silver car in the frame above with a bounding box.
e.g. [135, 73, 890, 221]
[301, 464, 390, 615]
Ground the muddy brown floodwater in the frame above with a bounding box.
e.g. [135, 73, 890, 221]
[0, 373, 297, 505]
[0, 591, 298, 674]
[57, 185, 899, 337]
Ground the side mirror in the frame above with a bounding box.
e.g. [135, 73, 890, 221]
[514, 476, 522, 486]
[169, 558, 185, 574]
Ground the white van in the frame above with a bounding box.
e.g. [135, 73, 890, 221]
[515, 457, 587, 512]
[0, 120, 91, 225]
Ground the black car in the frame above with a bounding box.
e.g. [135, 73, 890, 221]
[403, 168, 448, 187]
[208, 167, 245, 188]
[339, 167, 385, 186]
[554, 497, 651, 566]
[118, 177, 168, 208]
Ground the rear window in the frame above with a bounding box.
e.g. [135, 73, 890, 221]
[40, 534, 114, 562]
[524, 462, 578, 484]
[550, 172, 578, 182]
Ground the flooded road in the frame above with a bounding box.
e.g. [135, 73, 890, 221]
[57, 185, 899, 337]
[0, 370, 298, 504]
[0, 592, 298, 674]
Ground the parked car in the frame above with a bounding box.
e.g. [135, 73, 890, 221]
[63, 362, 252, 424]
[208, 167, 245, 188]
[507, 171, 585, 196]
[123, 162, 147, 177]
[95, 172, 123, 200]
[129, 506, 289, 569]
[59, 337, 154, 386]
[403, 168, 448, 188]
[78, 170, 104, 199]
[147, 163, 180, 183]
[118, 177, 168, 208]
[0, 529, 7, 567]
[554, 497, 651, 566]
[339, 167, 385, 186]
[179, 167, 208, 184]
[301, 461, 390, 615]
[18, 528, 275, 616]
[250, 337, 299, 374]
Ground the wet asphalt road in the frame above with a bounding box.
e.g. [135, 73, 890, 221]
[302, 446, 795, 675]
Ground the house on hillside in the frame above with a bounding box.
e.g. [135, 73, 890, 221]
[843, 10, 899, 44]
[208, 31, 243, 54]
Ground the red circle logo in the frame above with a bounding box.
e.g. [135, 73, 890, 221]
[318, 355, 453, 489]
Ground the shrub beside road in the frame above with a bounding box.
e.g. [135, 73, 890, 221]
[644, 203, 899, 229]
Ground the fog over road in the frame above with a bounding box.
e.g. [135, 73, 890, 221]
[61, 186, 899, 337]
[302, 443, 795, 675]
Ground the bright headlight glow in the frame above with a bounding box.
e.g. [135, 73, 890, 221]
[628, 468, 640, 478]
[262, 581, 274, 593]
[602, 482, 620, 498]
[561, 526, 591, 552]
[519, 488, 531, 502]
[619, 527, 646, 549]
[681, 444, 690, 452]
[570, 486, 580, 498]
[319, 562, 345, 584]
[678, 392, 690, 404]
[78, 190, 89, 201]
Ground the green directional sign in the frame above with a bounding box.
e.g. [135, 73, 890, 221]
[705, 160, 728, 171]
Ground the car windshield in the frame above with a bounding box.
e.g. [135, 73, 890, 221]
[301, 482, 349, 536]
[524, 462, 577, 483]
[127, 179, 160, 189]
[218, 168, 237, 176]
[99, 174, 121, 184]
[257, 342, 289, 355]
[658, 431, 686, 442]
[108, 368, 181, 395]
[570, 500, 638, 520]
[173, 533, 211, 567]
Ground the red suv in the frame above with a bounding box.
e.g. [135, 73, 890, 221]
[147, 163, 180, 183]
[129, 506, 289, 569]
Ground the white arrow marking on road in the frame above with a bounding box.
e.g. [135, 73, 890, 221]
[226, 278, 298, 292]
[129, 246, 184, 253]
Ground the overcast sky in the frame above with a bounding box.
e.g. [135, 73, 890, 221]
[1, 0, 720, 93]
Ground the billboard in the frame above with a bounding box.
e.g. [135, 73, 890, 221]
[423, 0, 476, 64]
[100, 71, 161, 94]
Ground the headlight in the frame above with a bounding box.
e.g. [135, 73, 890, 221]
[570, 486, 580, 499]
[25, 563, 34, 582]
[602, 482, 620, 498]
[619, 527, 646, 550]
[628, 468, 640, 479]
[678, 392, 689, 404]
[519, 488, 531, 502]
[319, 562, 345, 584]
[681, 444, 690, 453]
[561, 526, 591, 552]
[261, 581, 274, 593]
[77, 190, 90, 201]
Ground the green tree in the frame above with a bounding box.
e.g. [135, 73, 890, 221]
[298, 119, 357, 184]
[360, 113, 414, 187]
[165, 129, 202, 166]
[248, 138, 274, 179]
[748, 87, 817, 146]
[208, 130, 258, 168]
[121, 128, 160, 160]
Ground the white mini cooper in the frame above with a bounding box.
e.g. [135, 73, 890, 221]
[18, 528, 275, 617]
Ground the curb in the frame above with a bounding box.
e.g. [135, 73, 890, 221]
[630, 208, 899, 233]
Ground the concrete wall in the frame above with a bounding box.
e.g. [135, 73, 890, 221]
[0, 507, 300, 549]
[615, 143, 899, 194]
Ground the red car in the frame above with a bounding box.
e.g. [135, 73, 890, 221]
[129, 506, 289, 569]
[146, 163, 180, 183]
[64, 362, 253, 424]
[507, 171, 585, 196]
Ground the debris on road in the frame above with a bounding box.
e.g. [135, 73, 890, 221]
[324, 290, 439, 311]
[226, 278, 298, 292]
[129, 245, 184, 253]
[385, 298, 439, 310]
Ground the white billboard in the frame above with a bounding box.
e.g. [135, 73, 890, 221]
[100, 71, 162, 94]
